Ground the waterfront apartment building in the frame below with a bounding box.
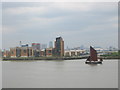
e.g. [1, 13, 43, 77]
[10, 47, 33, 57]
[32, 43, 40, 57]
[54, 37, 64, 57]
[3, 50, 11, 57]
[10, 47, 21, 57]
[10, 47, 16, 57]
[20, 47, 33, 57]
[45, 48, 53, 57]
[3, 37, 65, 58]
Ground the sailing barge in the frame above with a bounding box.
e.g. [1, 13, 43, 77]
[85, 46, 103, 64]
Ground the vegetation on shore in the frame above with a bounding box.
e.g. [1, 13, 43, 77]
[100, 51, 120, 59]
[2, 56, 88, 61]
[2, 53, 120, 61]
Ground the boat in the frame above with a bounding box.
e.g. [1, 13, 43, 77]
[85, 46, 103, 64]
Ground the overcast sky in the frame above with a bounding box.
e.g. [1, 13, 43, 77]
[2, 2, 118, 49]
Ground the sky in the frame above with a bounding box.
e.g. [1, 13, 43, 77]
[2, 2, 118, 50]
[0, 2, 2, 50]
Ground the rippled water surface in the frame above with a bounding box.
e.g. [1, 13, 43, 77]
[2, 59, 118, 88]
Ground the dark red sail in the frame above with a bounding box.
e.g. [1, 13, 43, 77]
[90, 46, 98, 61]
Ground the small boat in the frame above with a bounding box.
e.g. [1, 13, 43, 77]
[85, 46, 103, 64]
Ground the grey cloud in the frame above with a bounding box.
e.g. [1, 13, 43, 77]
[2, 2, 118, 49]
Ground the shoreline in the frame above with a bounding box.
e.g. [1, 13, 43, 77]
[2, 57, 87, 61]
[2, 56, 119, 61]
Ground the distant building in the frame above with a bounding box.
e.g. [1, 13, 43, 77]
[32, 43, 40, 57]
[80, 45, 84, 50]
[10, 48, 16, 57]
[21, 44, 29, 47]
[3, 50, 10, 57]
[54, 37, 64, 57]
[0, 49, 2, 58]
[66, 46, 70, 50]
[64, 50, 85, 57]
[10, 47, 33, 57]
[20, 47, 32, 57]
[45, 48, 53, 57]
[40, 49, 45, 57]
[10, 47, 20, 57]
[32, 43, 40, 50]
[41, 44, 47, 49]
[49, 41, 53, 48]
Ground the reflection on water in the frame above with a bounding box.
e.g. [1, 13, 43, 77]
[2, 59, 118, 88]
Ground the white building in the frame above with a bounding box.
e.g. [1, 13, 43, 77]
[64, 49, 85, 57]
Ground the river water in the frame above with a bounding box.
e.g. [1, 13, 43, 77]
[2, 59, 118, 88]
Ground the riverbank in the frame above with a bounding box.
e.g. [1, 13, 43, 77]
[2, 56, 87, 61]
[2, 56, 119, 61]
